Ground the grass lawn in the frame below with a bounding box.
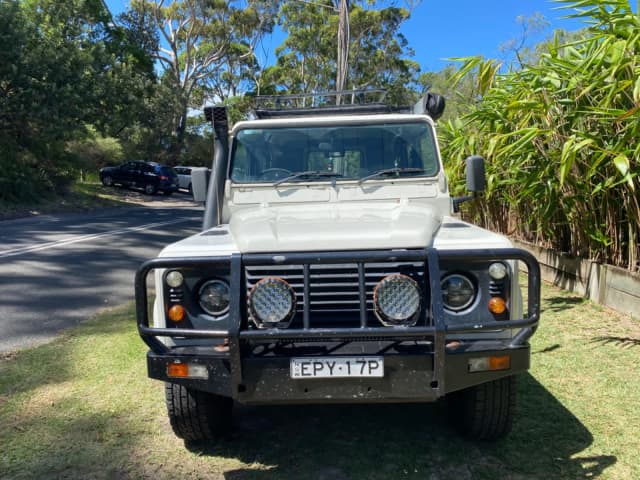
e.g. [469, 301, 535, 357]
[1, 282, 638, 479]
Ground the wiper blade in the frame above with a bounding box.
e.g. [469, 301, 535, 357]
[274, 170, 344, 186]
[358, 167, 425, 184]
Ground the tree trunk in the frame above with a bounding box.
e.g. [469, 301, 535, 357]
[169, 104, 188, 165]
[336, 0, 349, 105]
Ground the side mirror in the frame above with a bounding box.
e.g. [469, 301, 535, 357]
[466, 155, 486, 193]
[453, 155, 486, 213]
[191, 167, 210, 203]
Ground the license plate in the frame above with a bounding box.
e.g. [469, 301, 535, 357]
[290, 357, 384, 379]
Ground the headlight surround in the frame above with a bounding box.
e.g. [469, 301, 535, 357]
[441, 273, 476, 312]
[373, 274, 421, 326]
[198, 279, 230, 316]
[248, 277, 296, 328]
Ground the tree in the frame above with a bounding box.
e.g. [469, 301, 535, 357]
[498, 12, 550, 69]
[262, 1, 419, 106]
[440, 0, 640, 271]
[417, 65, 479, 122]
[131, 0, 277, 162]
[1, 0, 132, 200]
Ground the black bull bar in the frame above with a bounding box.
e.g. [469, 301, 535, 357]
[135, 248, 540, 397]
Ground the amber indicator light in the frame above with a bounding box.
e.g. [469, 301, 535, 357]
[488, 297, 507, 315]
[167, 362, 189, 378]
[489, 355, 510, 371]
[168, 304, 186, 322]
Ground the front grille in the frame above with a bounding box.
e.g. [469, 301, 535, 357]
[489, 278, 506, 297]
[245, 261, 427, 328]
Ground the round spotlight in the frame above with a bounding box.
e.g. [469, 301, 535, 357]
[198, 280, 230, 316]
[165, 270, 184, 288]
[488, 262, 508, 280]
[441, 274, 476, 311]
[373, 274, 421, 326]
[249, 277, 296, 328]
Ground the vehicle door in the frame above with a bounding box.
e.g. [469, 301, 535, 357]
[118, 161, 139, 186]
[132, 162, 152, 187]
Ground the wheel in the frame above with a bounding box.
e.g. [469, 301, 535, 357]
[101, 175, 113, 187]
[144, 183, 157, 195]
[447, 375, 516, 440]
[165, 383, 233, 442]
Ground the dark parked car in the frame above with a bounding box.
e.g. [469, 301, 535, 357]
[100, 161, 179, 195]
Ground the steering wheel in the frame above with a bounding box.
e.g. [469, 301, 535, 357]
[260, 168, 292, 180]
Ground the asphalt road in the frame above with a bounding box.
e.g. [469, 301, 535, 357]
[0, 197, 203, 354]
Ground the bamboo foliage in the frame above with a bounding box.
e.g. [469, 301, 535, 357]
[440, 0, 640, 271]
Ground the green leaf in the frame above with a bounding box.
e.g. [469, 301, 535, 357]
[613, 154, 629, 176]
[634, 76, 640, 102]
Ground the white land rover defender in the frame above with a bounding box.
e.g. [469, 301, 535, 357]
[135, 91, 540, 443]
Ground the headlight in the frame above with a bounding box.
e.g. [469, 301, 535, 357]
[441, 274, 476, 311]
[373, 274, 421, 326]
[488, 262, 508, 280]
[198, 280, 230, 316]
[248, 277, 296, 328]
[165, 270, 184, 288]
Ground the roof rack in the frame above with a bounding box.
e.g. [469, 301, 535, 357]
[256, 89, 387, 108]
[253, 89, 411, 119]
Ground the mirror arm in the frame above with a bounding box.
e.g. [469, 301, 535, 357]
[452, 193, 478, 213]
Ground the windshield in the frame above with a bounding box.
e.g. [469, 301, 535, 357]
[230, 122, 439, 183]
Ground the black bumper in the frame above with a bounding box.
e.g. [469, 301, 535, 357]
[146, 342, 530, 403]
[135, 248, 540, 401]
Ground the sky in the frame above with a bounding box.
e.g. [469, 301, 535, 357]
[105, 0, 590, 72]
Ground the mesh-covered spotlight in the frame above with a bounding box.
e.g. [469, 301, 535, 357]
[373, 274, 421, 326]
[248, 277, 296, 328]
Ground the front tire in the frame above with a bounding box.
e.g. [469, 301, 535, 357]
[101, 175, 113, 187]
[447, 375, 516, 440]
[165, 383, 233, 442]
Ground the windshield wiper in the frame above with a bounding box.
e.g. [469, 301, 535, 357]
[274, 171, 344, 186]
[358, 167, 425, 184]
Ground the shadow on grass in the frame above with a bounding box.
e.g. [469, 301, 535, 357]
[543, 295, 586, 312]
[590, 336, 640, 348]
[185, 373, 615, 479]
[533, 343, 561, 354]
